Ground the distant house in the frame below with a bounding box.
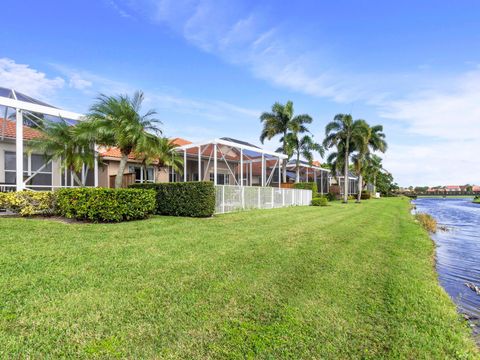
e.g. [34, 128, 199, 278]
[445, 185, 461, 192]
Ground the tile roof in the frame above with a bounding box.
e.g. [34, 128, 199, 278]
[0, 118, 43, 140]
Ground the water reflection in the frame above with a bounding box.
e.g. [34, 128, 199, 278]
[413, 198, 480, 339]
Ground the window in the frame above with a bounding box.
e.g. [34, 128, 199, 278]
[4, 151, 52, 189]
[128, 165, 155, 183]
[209, 173, 230, 185]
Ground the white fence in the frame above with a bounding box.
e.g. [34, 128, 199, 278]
[215, 185, 312, 214]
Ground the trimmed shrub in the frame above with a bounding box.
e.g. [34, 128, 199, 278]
[311, 196, 328, 206]
[56, 188, 156, 222]
[360, 191, 371, 200]
[326, 192, 336, 202]
[130, 181, 215, 217]
[293, 182, 318, 196]
[0, 191, 57, 216]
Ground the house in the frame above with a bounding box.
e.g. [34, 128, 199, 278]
[0, 87, 99, 191]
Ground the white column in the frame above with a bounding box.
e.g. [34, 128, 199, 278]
[240, 149, 243, 187]
[94, 144, 99, 187]
[306, 168, 309, 182]
[198, 146, 201, 182]
[314, 169, 317, 184]
[278, 158, 281, 188]
[183, 149, 187, 182]
[213, 143, 218, 185]
[15, 109, 24, 191]
[320, 171, 324, 194]
[261, 153, 265, 187]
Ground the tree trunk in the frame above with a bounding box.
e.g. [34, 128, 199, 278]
[70, 168, 83, 188]
[295, 153, 300, 183]
[343, 141, 349, 203]
[115, 153, 129, 189]
[282, 132, 288, 183]
[143, 164, 147, 184]
[357, 173, 363, 203]
[373, 174, 377, 194]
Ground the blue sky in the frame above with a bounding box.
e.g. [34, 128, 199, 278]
[2, 0, 480, 186]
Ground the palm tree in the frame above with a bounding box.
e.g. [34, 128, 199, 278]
[136, 137, 184, 183]
[83, 91, 162, 188]
[323, 114, 366, 203]
[354, 124, 387, 202]
[364, 154, 383, 194]
[286, 133, 324, 182]
[29, 119, 95, 186]
[260, 101, 313, 183]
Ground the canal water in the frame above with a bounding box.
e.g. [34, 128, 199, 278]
[413, 198, 480, 340]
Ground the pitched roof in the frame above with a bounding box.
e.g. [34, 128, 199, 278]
[0, 118, 43, 140]
[170, 137, 192, 146]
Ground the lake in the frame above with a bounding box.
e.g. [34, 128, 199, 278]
[413, 197, 480, 340]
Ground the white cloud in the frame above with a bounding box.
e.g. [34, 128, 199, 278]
[0, 58, 65, 100]
[379, 67, 480, 141]
[383, 140, 479, 187]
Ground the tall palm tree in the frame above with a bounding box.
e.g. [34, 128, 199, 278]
[29, 119, 95, 186]
[286, 133, 324, 182]
[323, 114, 366, 203]
[83, 91, 162, 188]
[260, 101, 312, 183]
[354, 124, 387, 202]
[136, 137, 184, 183]
[364, 154, 383, 194]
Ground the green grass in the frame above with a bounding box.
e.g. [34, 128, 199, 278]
[0, 198, 478, 358]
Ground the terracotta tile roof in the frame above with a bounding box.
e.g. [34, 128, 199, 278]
[100, 138, 193, 160]
[0, 118, 43, 140]
[99, 147, 139, 160]
[170, 137, 192, 146]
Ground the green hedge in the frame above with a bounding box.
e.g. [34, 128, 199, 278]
[0, 191, 57, 216]
[129, 181, 215, 217]
[360, 191, 371, 200]
[311, 196, 328, 206]
[293, 182, 318, 195]
[56, 188, 156, 222]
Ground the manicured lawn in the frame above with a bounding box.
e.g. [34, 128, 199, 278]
[0, 198, 477, 358]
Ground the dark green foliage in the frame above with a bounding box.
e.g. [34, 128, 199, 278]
[293, 182, 318, 195]
[361, 191, 371, 200]
[473, 196, 480, 204]
[130, 181, 215, 217]
[56, 188, 156, 222]
[311, 196, 328, 206]
[326, 192, 336, 202]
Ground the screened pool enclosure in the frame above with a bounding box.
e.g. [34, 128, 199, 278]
[175, 138, 313, 213]
[0, 87, 98, 192]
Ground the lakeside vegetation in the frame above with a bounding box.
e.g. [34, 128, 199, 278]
[0, 198, 477, 358]
[474, 196, 480, 204]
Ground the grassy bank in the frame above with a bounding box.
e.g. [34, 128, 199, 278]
[0, 198, 477, 358]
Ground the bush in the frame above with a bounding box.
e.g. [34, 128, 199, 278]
[130, 181, 215, 217]
[348, 195, 356, 201]
[311, 196, 328, 206]
[293, 182, 318, 195]
[57, 188, 156, 222]
[325, 192, 336, 201]
[415, 213, 437, 233]
[361, 191, 371, 200]
[0, 191, 57, 216]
